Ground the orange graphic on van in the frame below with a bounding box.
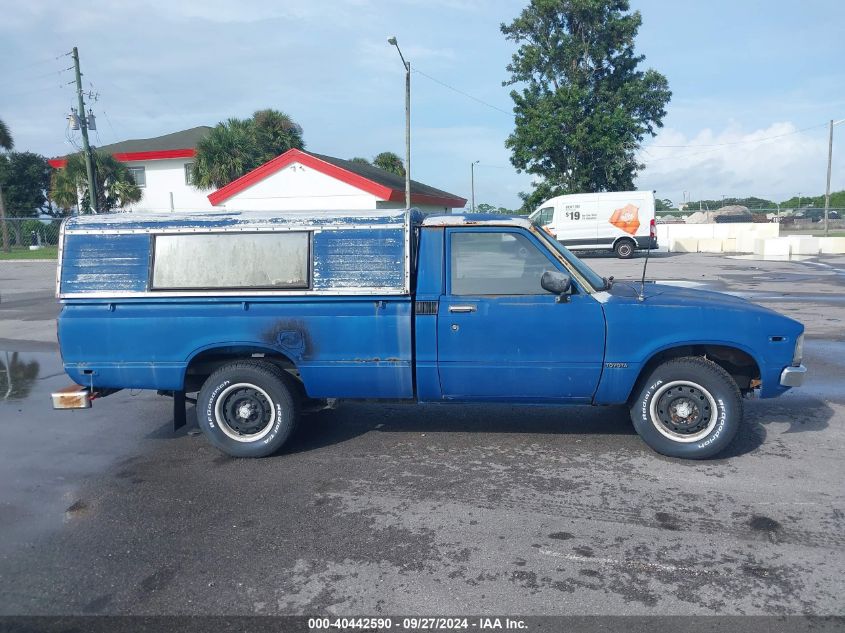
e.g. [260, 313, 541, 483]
[609, 203, 640, 235]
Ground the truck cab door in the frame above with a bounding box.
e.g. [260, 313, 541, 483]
[437, 228, 606, 402]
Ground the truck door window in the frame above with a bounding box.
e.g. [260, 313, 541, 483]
[450, 231, 554, 295]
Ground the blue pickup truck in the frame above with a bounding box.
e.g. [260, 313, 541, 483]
[53, 210, 806, 459]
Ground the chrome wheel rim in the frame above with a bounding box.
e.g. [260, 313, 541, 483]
[649, 380, 718, 443]
[214, 382, 276, 443]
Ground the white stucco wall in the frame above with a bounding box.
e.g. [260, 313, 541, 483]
[214, 162, 460, 213]
[215, 163, 378, 211]
[124, 159, 213, 212]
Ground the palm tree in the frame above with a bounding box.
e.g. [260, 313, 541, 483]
[0, 119, 12, 151]
[191, 118, 258, 190]
[192, 109, 305, 190]
[373, 151, 405, 177]
[252, 109, 304, 164]
[349, 157, 371, 166]
[51, 151, 142, 212]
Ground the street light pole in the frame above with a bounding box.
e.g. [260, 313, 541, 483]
[388, 37, 411, 210]
[471, 160, 479, 212]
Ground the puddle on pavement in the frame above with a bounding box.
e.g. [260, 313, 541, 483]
[0, 350, 64, 403]
[0, 351, 41, 401]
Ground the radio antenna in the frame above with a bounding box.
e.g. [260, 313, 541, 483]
[638, 228, 654, 302]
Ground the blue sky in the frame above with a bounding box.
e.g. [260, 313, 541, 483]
[2, 0, 843, 209]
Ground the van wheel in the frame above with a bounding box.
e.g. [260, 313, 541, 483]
[629, 357, 742, 459]
[196, 361, 298, 458]
[614, 239, 635, 259]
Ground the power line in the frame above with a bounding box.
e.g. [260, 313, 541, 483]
[412, 67, 514, 117]
[639, 120, 839, 163]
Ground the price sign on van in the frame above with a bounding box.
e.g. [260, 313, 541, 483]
[564, 205, 581, 220]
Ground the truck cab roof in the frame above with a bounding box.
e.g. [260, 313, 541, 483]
[421, 214, 533, 229]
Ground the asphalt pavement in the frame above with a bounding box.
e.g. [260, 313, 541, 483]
[0, 253, 843, 616]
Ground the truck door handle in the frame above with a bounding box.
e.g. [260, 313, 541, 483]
[449, 305, 477, 313]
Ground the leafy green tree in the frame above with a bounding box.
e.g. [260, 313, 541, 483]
[349, 157, 372, 166]
[192, 109, 304, 189]
[502, 0, 671, 211]
[373, 151, 406, 177]
[654, 198, 675, 211]
[0, 119, 12, 151]
[475, 202, 519, 215]
[0, 152, 52, 216]
[780, 191, 845, 209]
[0, 151, 52, 249]
[682, 197, 777, 211]
[51, 151, 142, 213]
[0, 119, 12, 251]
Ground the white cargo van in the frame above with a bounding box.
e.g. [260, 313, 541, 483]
[529, 190, 657, 258]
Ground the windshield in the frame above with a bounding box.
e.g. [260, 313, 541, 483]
[536, 231, 607, 291]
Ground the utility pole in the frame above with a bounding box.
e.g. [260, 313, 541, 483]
[471, 160, 479, 212]
[71, 47, 98, 213]
[824, 120, 833, 237]
[823, 119, 844, 237]
[388, 37, 411, 210]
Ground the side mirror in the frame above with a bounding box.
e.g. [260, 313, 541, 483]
[541, 270, 571, 301]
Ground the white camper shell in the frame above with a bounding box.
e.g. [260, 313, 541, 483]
[529, 190, 657, 259]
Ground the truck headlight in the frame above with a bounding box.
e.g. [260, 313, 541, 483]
[792, 333, 804, 366]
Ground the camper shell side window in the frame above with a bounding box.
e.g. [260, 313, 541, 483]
[151, 232, 311, 290]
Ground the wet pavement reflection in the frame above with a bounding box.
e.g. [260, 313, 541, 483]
[0, 351, 41, 401]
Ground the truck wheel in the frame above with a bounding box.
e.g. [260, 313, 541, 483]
[196, 361, 298, 458]
[629, 357, 742, 459]
[614, 238, 635, 259]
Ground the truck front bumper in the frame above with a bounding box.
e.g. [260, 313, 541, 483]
[780, 365, 807, 387]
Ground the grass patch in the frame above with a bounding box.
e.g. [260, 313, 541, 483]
[0, 245, 58, 260]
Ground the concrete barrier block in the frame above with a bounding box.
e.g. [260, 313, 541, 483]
[698, 238, 723, 253]
[736, 233, 757, 253]
[819, 237, 845, 254]
[684, 224, 716, 239]
[788, 236, 820, 255]
[713, 223, 750, 239]
[722, 238, 738, 252]
[753, 239, 766, 255]
[671, 238, 699, 253]
[762, 238, 791, 258]
[755, 223, 780, 238]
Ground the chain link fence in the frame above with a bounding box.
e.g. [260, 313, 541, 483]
[0, 216, 63, 262]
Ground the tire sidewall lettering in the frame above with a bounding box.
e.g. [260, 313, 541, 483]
[697, 398, 727, 449]
[641, 379, 663, 421]
[206, 379, 231, 429]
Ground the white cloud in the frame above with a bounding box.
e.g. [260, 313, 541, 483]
[638, 122, 841, 204]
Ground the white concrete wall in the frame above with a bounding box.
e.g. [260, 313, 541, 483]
[125, 159, 213, 212]
[657, 222, 781, 253]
